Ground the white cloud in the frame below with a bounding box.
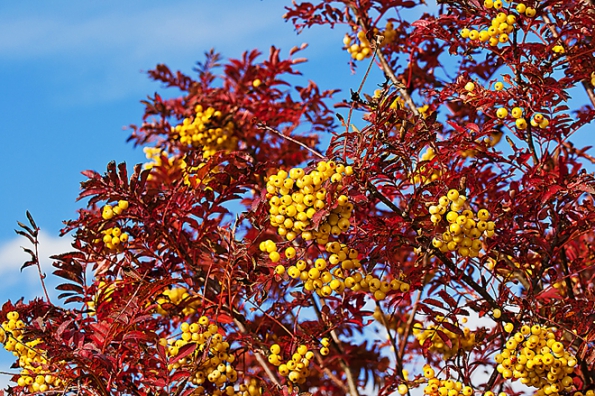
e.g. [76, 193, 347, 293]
[0, 2, 338, 107]
[0, 231, 73, 294]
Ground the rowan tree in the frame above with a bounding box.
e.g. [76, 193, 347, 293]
[2, 1, 595, 395]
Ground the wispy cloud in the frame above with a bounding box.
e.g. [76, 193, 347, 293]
[0, 2, 335, 107]
[0, 231, 73, 299]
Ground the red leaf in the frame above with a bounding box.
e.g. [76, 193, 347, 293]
[170, 342, 198, 364]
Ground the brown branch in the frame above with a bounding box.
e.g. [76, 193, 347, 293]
[398, 290, 421, 360]
[347, 5, 420, 118]
[257, 123, 325, 159]
[234, 318, 282, 388]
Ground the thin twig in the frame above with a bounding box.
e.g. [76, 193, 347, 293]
[312, 297, 361, 396]
[32, 233, 52, 304]
[257, 123, 325, 159]
[347, 5, 420, 118]
[234, 318, 282, 388]
[343, 39, 379, 162]
[398, 290, 421, 360]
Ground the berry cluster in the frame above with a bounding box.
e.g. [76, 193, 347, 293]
[460, 11, 517, 46]
[101, 199, 129, 220]
[237, 378, 263, 396]
[414, 317, 476, 360]
[343, 22, 398, 61]
[429, 189, 495, 258]
[163, 316, 239, 393]
[101, 226, 129, 252]
[268, 342, 316, 384]
[460, 2, 536, 47]
[1, 311, 63, 392]
[496, 106, 550, 130]
[496, 324, 577, 395]
[422, 365, 475, 396]
[155, 287, 201, 316]
[266, 240, 410, 300]
[413, 147, 443, 185]
[344, 31, 373, 61]
[172, 105, 238, 159]
[265, 161, 354, 244]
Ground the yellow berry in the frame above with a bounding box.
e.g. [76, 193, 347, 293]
[275, 265, 286, 275]
[496, 107, 508, 118]
[461, 28, 470, 38]
[493, 308, 502, 319]
[494, 82, 504, 91]
[516, 3, 526, 13]
[515, 118, 528, 130]
[465, 82, 476, 92]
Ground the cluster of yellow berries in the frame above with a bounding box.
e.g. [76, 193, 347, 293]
[460, 11, 517, 46]
[460, 2, 536, 47]
[496, 324, 577, 395]
[172, 105, 237, 159]
[268, 342, 319, 384]
[343, 22, 396, 61]
[162, 316, 238, 393]
[155, 287, 201, 316]
[100, 226, 129, 252]
[1, 311, 64, 392]
[414, 317, 476, 360]
[265, 161, 354, 244]
[429, 189, 495, 258]
[422, 365, 475, 396]
[413, 147, 443, 185]
[267, 239, 409, 300]
[496, 106, 550, 130]
[237, 378, 263, 396]
[344, 31, 373, 61]
[101, 199, 129, 220]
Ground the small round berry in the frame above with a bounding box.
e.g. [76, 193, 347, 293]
[493, 308, 502, 319]
[460, 28, 470, 38]
[511, 107, 523, 119]
[102, 205, 114, 220]
[469, 30, 480, 40]
[516, 3, 526, 13]
[515, 118, 528, 129]
[447, 189, 460, 201]
[504, 322, 514, 333]
[477, 209, 490, 221]
[285, 247, 296, 259]
[320, 346, 330, 356]
[494, 82, 504, 91]
[269, 251, 281, 263]
[539, 118, 550, 129]
[496, 107, 508, 119]
[525, 7, 536, 17]
[465, 82, 476, 92]
[275, 265, 286, 275]
[499, 33, 509, 43]
[484, 0, 493, 8]
[493, 0, 503, 9]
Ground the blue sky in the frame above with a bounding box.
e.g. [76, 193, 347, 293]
[0, 0, 593, 389]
